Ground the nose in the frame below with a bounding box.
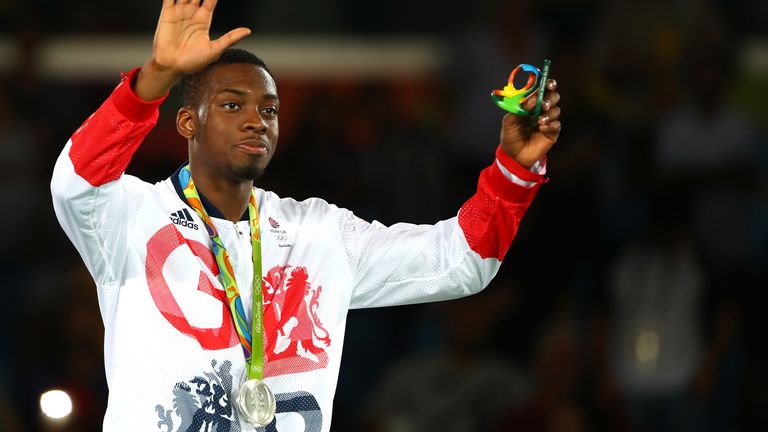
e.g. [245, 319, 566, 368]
[244, 109, 268, 134]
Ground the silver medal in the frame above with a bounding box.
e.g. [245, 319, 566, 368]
[235, 379, 276, 426]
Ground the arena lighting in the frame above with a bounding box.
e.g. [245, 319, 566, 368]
[39, 389, 73, 420]
[0, 36, 445, 80]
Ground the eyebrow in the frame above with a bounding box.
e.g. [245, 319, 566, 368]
[217, 88, 279, 100]
[218, 88, 250, 97]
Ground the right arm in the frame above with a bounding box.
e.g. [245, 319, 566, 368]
[51, 0, 250, 282]
[51, 72, 166, 283]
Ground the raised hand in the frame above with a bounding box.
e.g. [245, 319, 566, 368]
[135, 0, 251, 101]
[152, 0, 250, 75]
[500, 79, 562, 168]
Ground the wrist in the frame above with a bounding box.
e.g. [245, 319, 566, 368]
[512, 157, 535, 170]
[500, 146, 531, 169]
[134, 58, 183, 102]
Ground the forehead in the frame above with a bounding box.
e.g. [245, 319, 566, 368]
[204, 63, 277, 98]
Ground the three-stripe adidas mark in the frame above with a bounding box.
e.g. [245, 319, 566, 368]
[170, 208, 200, 230]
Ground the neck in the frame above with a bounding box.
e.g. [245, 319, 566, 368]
[189, 162, 253, 223]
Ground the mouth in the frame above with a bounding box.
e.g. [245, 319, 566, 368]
[236, 139, 269, 156]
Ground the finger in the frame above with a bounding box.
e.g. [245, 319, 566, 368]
[539, 119, 562, 137]
[203, 0, 218, 11]
[538, 106, 561, 126]
[542, 91, 560, 111]
[190, 0, 202, 6]
[163, 0, 174, 8]
[527, 119, 561, 158]
[546, 78, 557, 91]
[177, 0, 191, 4]
[521, 91, 538, 111]
[521, 78, 557, 112]
[211, 27, 252, 53]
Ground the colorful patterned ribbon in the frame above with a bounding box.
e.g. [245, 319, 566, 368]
[179, 165, 265, 380]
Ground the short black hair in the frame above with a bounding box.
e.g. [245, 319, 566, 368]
[178, 48, 274, 108]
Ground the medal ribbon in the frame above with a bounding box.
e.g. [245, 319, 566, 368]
[179, 165, 264, 380]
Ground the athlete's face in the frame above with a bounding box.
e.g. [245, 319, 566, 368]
[180, 63, 279, 182]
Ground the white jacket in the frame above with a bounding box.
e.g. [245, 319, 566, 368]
[51, 68, 545, 432]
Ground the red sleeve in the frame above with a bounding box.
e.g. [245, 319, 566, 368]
[68, 68, 168, 186]
[457, 146, 546, 260]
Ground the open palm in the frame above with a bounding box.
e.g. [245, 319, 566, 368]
[152, 0, 251, 74]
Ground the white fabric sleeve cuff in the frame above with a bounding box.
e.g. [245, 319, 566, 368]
[495, 158, 546, 188]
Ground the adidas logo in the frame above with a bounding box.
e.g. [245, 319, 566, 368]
[170, 208, 200, 230]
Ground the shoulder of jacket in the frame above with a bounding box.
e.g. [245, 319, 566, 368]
[256, 188, 351, 219]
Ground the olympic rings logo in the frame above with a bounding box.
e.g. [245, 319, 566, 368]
[275, 235, 289, 242]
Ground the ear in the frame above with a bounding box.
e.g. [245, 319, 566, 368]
[176, 107, 196, 139]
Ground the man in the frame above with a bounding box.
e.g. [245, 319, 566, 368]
[51, 0, 561, 431]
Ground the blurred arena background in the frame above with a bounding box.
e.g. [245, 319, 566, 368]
[1, 0, 766, 430]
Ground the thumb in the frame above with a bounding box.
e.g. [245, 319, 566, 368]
[210, 27, 252, 54]
[502, 111, 527, 127]
[501, 112, 533, 140]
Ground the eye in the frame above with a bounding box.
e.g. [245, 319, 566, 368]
[221, 102, 241, 111]
[264, 106, 279, 117]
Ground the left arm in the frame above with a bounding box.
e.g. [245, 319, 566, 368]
[346, 80, 561, 308]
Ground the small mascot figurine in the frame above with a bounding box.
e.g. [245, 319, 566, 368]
[491, 59, 551, 121]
